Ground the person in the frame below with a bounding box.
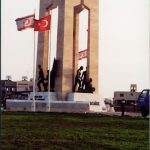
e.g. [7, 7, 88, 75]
[85, 78, 95, 93]
[121, 99, 125, 117]
[37, 65, 45, 91]
[81, 67, 87, 90]
[73, 66, 83, 92]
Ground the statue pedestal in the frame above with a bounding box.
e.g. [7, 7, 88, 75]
[28, 92, 57, 101]
[6, 92, 107, 113]
[67, 93, 107, 112]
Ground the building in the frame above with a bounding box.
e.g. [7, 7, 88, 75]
[113, 91, 140, 111]
[113, 86, 140, 112]
[16, 80, 29, 92]
[16, 78, 33, 92]
[28, 78, 33, 91]
[1, 80, 17, 100]
[1, 79, 33, 100]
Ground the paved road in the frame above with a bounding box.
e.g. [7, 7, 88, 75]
[100, 111, 143, 118]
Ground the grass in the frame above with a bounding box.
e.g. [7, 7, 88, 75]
[1, 112, 149, 150]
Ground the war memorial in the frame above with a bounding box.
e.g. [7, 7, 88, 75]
[6, 0, 107, 113]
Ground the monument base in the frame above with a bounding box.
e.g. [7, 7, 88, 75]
[67, 93, 107, 112]
[6, 100, 89, 113]
[5, 92, 107, 113]
[28, 92, 57, 101]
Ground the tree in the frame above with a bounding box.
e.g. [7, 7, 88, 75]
[6, 75, 12, 81]
[22, 76, 28, 81]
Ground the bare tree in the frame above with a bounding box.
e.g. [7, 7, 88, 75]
[6, 75, 12, 81]
[22, 76, 28, 81]
[30, 78, 33, 82]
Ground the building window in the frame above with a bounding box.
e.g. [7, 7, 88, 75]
[120, 94, 124, 97]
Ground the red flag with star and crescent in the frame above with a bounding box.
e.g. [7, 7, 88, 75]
[15, 14, 35, 31]
[34, 15, 51, 31]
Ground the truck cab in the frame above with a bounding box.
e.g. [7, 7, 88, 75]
[137, 89, 149, 117]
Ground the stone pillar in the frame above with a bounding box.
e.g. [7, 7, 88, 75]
[73, 13, 79, 92]
[86, 0, 99, 94]
[36, 0, 58, 91]
[36, 0, 51, 91]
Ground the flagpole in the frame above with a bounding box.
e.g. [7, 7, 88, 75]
[32, 9, 36, 112]
[32, 31, 36, 112]
[47, 11, 52, 112]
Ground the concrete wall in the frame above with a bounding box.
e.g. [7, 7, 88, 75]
[6, 100, 90, 113]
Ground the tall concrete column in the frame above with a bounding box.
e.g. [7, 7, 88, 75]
[36, 0, 51, 91]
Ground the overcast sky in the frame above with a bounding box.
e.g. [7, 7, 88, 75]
[1, 0, 149, 98]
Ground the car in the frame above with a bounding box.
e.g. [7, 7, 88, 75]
[137, 89, 149, 117]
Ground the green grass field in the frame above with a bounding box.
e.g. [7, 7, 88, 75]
[1, 112, 149, 150]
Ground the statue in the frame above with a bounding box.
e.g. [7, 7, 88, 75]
[73, 66, 83, 92]
[85, 78, 95, 93]
[44, 58, 58, 92]
[81, 67, 87, 90]
[37, 65, 46, 91]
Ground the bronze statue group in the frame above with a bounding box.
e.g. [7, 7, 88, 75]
[37, 65, 48, 92]
[73, 66, 95, 93]
[37, 64, 95, 93]
[37, 63, 56, 92]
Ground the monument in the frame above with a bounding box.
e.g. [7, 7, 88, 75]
[6, 0, 107, 113]
[36, 0, 99, 100]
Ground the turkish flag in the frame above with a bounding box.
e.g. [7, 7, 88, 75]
[34, 15, 51, 31]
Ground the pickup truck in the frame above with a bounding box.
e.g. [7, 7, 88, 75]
[137, 89, 149, 117]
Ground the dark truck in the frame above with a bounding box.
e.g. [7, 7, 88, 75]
[137, 89, 149, 117]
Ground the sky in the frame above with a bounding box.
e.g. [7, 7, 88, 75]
[1, 0, 149, 98]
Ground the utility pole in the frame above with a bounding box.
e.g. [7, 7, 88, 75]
[0, 1, 2, 150]
[0, 0, 1, 100]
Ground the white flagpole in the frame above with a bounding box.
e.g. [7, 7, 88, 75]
[32, 31, 36, 112]
[47, 11, 52, 112]
[32, 9, 36, 112]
